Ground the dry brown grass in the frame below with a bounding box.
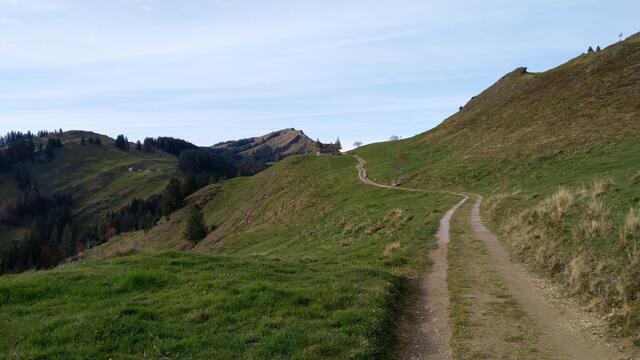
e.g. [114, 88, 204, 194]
[497, 182, 636, 314]
[576, 185, 590, 198]
[484, 189, 521, 218]
[186, 309, 211, 323]
[383, 242, 401, 257]
[574, 199, 611, 242]
[591, 178, 614, 198]
[567, 256, 589, 293]
[621, 207, 640, 262]
[535, 187, 574, 223]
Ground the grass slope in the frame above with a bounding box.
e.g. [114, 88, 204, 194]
[1, 154, 456, 359]
[356, 34, 640, 341]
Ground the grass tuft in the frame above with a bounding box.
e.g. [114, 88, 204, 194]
[574, 199, 611, 242]
[535, 187, 574, 223]
[382, 242, 401, 257]
[591, 178, 614, 198]
[621, 207, 640, 262]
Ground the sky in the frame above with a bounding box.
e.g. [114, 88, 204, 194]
[0, 1, 638, 149]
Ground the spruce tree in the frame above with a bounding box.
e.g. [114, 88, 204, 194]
[114, 135, 130, 150]
[160, 177, 183, 215]
[181, 173, 198, 198]
[80, 136, 86, 146]
[184, 207, 207, 244]
[60, 224, 74, 256]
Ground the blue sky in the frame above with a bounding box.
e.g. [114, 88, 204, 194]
[0, 0, 638, 149]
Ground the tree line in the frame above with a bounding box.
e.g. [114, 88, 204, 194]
[141, 136, 199, 155]
[0, 131, 64, 173]
[0, 189, 75, 273]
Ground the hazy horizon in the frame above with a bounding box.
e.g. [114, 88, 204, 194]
[1, 0, 638, 149]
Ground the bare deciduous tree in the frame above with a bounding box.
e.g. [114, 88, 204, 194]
[393, 152, 407, 183]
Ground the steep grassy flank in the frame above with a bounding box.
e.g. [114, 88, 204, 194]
[357, 34, 640, 191]
[0, 131, 179, 225]
[3, 154, 456, 358]
[355, 34, 640, 341]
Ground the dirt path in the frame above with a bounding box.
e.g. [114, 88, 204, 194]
[354, 155, 466, 359]
[395, 195, 468, 360]
[470, 196, 627, 360]
[353, 154, 634, 360]
[448, 199, 554, 359]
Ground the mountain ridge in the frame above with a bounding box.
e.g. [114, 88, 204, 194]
[210, 128, 316, 173]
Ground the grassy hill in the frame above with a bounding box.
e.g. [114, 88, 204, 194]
[356, 33, 640, 340]
[1, 154, 456, 358]
[211, 128, 316, 173]
[0, 131, 179, 224]
[357, 34, 640, 190]
[0, 130, 180, 274]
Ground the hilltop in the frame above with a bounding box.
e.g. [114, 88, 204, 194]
[210, 128, 316, 174]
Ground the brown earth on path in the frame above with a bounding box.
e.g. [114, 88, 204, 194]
[394, 195, 467, 360]
[470, 195, 636, 360]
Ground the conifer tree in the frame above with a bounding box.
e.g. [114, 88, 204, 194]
[60, 224, 74, 256]
[81, 136, 86, 146]
[160, 177, 183, 215]
[114, 135, 129, 150]
[181, 173, 198, 198]
[184, 207, 207, 244]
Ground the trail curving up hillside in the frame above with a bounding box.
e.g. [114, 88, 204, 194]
[353, 154, 632, 360]
[355, 154, 465, 359]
